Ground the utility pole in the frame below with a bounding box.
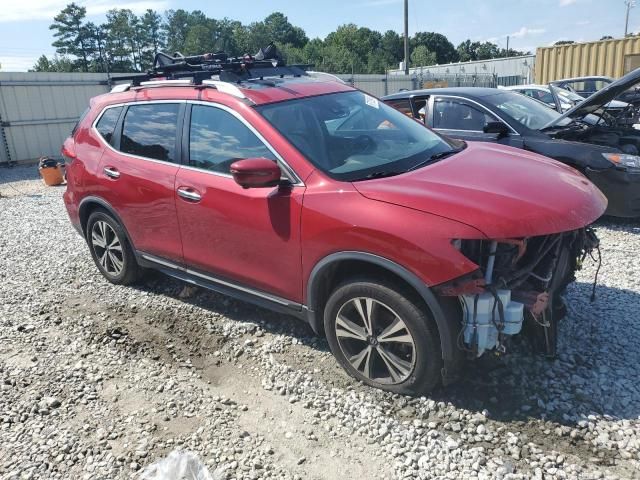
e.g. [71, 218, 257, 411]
[506, 36, 510, 57]
[625, 0, 636, 37]
[404, 0, 409, 75]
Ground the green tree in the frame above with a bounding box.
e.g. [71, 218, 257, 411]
[411, 32, 458, 64]
[380, 30, 403, 67]
[49, 3, 94, 72]
[141, 9, 165, 58]
[279, 43, 307, 64]
[410, 45, 436, 67]
[31, 54, 76, 72]
[263, 12, 308, 48]
[323, 24, 384, 73]
[477, 42, 501, 59]
[457, 39, 480, 62]
[554, 40, 575, 45]
[211, 18, 243, 54]
[104, 9, 139, 71]
[164, 9, 192, 54]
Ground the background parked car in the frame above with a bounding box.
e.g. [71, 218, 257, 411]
[383, 86, 640, 217]
[501, 84, 631, 115]
[551, 75, 640, 106]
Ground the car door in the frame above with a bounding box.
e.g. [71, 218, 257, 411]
[174, 103, 304, 302]
[425, 95, 523, 147]
[96, 101, 184, 263]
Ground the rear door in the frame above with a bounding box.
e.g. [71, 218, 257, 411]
[174, 103, 304, 302]
[96, 101, 184, 263]
[426, 95, 523, 147]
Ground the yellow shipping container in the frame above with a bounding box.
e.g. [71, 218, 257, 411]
[535, 37, 640, 84]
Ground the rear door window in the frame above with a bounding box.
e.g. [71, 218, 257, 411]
[95, 107, 122, 145]
[121, 104, 180, 162]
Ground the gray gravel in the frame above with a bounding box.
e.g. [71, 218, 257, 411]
[1, 165, 639, 480]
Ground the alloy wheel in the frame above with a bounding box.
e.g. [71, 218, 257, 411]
[91, 220, 124, 277]
[334, 297, 416, 384]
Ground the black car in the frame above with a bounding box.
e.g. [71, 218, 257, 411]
[383, 82, 640, 217]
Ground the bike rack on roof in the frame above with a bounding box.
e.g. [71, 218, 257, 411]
[109, 43, 312, 94]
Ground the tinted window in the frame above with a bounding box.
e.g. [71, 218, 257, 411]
[386, 99, 414, 118]
[258, 91, 457, 181]
[484, 91, 572, 130]
[433, 98, 498, 131]
[72, 107, 90, 136]
[527, 89, 554, 105]
[96, 107, 122, 144]
[121, 104, 179, 162]
[189, 105, 275, 173]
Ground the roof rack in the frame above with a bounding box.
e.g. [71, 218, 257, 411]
[111, 43, 312, 90]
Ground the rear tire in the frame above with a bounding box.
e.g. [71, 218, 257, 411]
[323, 277, 442, 396]
[86, 210, 140, 285]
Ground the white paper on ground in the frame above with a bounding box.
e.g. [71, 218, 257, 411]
[140, 450, 224, 480]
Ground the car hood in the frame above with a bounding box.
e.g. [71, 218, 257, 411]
[545, 68, 640, 128]
[352, 142, 607, 238]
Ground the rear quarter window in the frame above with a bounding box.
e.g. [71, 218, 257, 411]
[95, 107, 123, 145]
[71, 107, 90, 136]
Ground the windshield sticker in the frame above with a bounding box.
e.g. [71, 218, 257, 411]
[364, 94, 379, 109]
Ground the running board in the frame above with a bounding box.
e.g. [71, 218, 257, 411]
[137, 252, 306, 320]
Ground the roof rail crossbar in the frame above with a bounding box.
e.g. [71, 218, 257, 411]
[110, 43, 313, 89]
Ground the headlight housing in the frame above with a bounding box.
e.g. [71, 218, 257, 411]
[602, 152, 640, 169]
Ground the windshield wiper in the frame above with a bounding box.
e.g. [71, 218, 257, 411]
[358, 170, 404, 180]
[407, 148, 463, 172]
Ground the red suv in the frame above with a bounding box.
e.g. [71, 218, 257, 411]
[63, 52, 606, 395]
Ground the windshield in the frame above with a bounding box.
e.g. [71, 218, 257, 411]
[483, 91, 573, 130]
[256, 91, 458, 181]
[555, 88, 584, 103]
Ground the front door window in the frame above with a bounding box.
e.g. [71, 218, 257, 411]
[433, 98, 499, 131]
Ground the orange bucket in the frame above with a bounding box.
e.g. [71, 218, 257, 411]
[40, 165, 65, 186]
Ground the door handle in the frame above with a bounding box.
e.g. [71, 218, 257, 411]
[103, 166, 120, 179]
[177, 187, 202, 202]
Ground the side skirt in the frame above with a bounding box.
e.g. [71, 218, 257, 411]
[136, 252, 309, 322]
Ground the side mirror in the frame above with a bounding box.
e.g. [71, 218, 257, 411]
[483, 121, 510, 137]
[230, 158, 282, 189]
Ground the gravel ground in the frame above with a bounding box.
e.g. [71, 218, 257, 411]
[1, 165, 639, 480]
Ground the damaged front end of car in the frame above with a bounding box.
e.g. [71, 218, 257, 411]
[434, 228, 600, 359]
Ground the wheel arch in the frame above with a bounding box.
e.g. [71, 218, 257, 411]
[78, 196, 135, 249]
[305, 251, 463, 383]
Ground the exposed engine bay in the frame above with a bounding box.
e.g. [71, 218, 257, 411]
[552, 112, 640, 155]
[551, 103, 640, 154]
[435, 228, 600, 358]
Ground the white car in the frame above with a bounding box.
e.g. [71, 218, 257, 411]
[501, 83, 630, 114]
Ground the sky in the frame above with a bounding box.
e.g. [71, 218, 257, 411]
[0, 0, 633, 71]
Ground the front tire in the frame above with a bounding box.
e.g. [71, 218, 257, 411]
[86, 210, 140, 285]
[324, 277, 442, 396]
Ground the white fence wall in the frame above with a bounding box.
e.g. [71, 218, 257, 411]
[389, 55, 536, 84]
[0, 72, 111, 165]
